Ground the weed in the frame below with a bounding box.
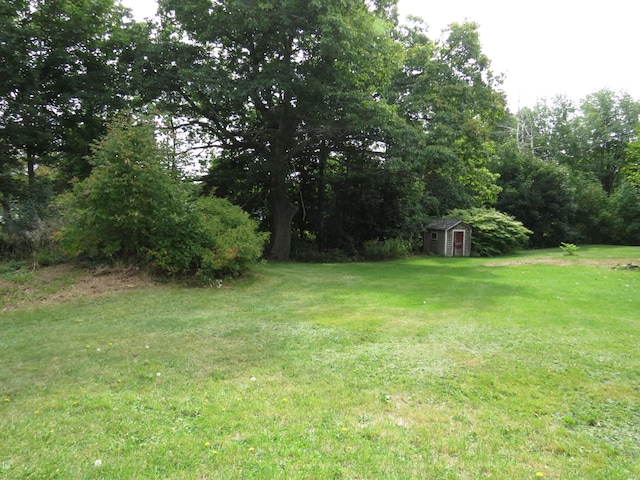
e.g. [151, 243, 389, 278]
[560, 242, 580, 255]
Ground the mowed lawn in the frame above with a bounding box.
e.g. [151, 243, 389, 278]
[1, 246, 639, 479]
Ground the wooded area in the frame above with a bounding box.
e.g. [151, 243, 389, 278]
[1, 0, 639, 268]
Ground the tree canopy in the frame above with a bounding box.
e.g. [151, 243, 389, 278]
[0, 0, 145, 223]
[502, 89, 640, 246]
[139, 1, 506, 259]
[2, 0, 639, 264]
[141, 0, 406, 259]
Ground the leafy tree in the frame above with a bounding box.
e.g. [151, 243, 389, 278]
[0, 0, 144, 220]
[389, 20, 506, 212]
[145, 0, 402, 260]
[58, 117, 267, 279]
[58, 117, 190, 260]
[625, 126, 640, 188]
[315, 154, 404, 253]
[570, 172, 612, 244]
[503, 90, 640, 246]
[490, 140, 578, 248]
[609, 181, 640, 245]
[514, 95, 578, 162]
[576, 89, 640, 194]
[448, 207, 532, 256]
[513, 90, 640, 195]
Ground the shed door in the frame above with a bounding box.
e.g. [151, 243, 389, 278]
[453, 231, 465, 256]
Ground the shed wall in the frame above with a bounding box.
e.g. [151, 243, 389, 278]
[423, 230, 447, 255]
[424, 225, 472, 257]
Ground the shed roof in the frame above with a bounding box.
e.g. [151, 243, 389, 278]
[426, 218, 466, 231]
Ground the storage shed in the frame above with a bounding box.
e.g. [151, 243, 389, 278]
[424, 218, 472, 257]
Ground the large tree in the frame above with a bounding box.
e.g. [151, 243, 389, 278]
[514, 90, 640, 195]
[625, 126, 640, 188]
[388, 20, 506, 212]
[576, 89, 640, 194]
[147, 0, 402, 259]
[0, 0, 143, 223]
[514, 95, 578, 163]
[491, 140, 579, 247]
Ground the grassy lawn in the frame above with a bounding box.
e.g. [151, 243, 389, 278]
[1, 246, 639, 479]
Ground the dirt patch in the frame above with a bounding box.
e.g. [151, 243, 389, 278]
[484, 257, 640, 268]
[47, 265, 154, 302]
[611, 262, 640, 271]
[484, 258, 572, 267]
[1, 264, 155, 311]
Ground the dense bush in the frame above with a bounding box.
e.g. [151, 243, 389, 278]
[491, 141, 579, 247]
[362, 238, 412, 260]
[609, 181, 640, 245]
[0, 176, 59, 262]
[58, 118, 184, 260]
[0, 217, 63, 265]
[58, 117, 268, 281]
[448, 207, 532, 256]
[146, 196, 268, 280]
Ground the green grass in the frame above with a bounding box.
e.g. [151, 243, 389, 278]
[1, 246, 639, 479]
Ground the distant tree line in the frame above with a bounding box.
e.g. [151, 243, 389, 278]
[496, 90, 640, 247]
[1, 0, 639, 272]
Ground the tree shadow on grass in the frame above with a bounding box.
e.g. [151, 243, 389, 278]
[301, 258, 531, 313]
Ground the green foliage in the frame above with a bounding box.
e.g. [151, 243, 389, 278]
[576, 90, 640, 194]
[59, 117, 267, 280]
[0, 0, 142, 209]
[507, 91, 640, 247]
[147, 197, 269, 281]
[491, 140, 579, 248]
[192, 197, 269, 278]
[152, 0, 404, 260]
[0, 259, 29, 278]
[390, 20, 505, 212]
[515, 90, 640, 195]
[0, 217, 63, 266]
[58, 118, 184, 260]
[448, 207, 532, 256]
[362, 238, 411, 260]
[609, 181, 640, 245]
[0, 176, 62, 263]
[560, 242, 579, 256]
[625, 126, 640, 188]
[570, 173, 613, 244]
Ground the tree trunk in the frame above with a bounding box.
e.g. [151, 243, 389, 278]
[269, 181, 298, 260]
[316, 145, 328, 251]
[27, 148, 36, 191]
[1, 194, 10, 220]
[0, 165, 12, 220]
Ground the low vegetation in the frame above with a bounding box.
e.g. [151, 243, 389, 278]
[449, 207, 533, 256]
[57, 117, 268, 282]
[1, 246, 639, 479]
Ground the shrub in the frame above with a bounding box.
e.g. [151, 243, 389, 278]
[448, 207, 532, 256]
[1, 216, 63, 265]
[609, 181, 640, 245]
[362, 238, 412, 260]
[559, 242, 579, 256]
[58, 116, 268, 281]
[147, 196, 269, 281]
[58, 117, 186, 260]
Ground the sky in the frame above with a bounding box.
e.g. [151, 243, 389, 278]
[121, 0, 640, 111]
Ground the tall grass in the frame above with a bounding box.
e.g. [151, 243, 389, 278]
[1, 246, 639, 479]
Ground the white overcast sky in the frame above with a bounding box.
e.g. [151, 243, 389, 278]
[121, 0, 640, 111]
